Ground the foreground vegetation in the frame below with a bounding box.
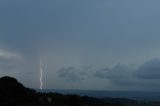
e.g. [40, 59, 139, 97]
[0, 76, 160, 106]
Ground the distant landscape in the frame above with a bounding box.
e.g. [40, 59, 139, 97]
[40, 89, 160, 101]
[1, 76, 160, 106]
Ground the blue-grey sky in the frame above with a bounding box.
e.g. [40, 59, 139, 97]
[1, 0, 160, 91]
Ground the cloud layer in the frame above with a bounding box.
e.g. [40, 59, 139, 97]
[95, 59, 160, 88]
[58, 66, 93, 82]
[134, 58, 160, 79]
[57, 58, 160, 90]
[94, 64, 137, 86]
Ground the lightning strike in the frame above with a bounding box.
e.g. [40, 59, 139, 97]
[40, 59, 43, 90]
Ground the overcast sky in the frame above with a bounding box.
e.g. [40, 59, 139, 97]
[1, 0, 160, 91]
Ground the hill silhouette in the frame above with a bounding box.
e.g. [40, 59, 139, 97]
[0, 76, 159, 106]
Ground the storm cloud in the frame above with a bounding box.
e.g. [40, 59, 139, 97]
[94, 59, 160, 88]
[94, 64, 138, 86]
[1, 0, 160, 90]
[57, 66, 93, 82]
[134, 58, 160, 79]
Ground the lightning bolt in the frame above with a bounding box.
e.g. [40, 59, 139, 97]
[40, 59, 43, 90]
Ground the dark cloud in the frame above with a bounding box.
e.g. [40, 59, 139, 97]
[94, 64, 137, 85]
[58, 59, 160, 86]
[57, 66, 92, 82]
[94, 59, 160, 88]
[133, 58, 160, 79]
[82, 65, 93, 71]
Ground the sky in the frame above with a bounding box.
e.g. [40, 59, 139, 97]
[1, 0, 160, 91]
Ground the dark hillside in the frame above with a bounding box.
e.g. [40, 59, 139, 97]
[0, 76, 159, 106]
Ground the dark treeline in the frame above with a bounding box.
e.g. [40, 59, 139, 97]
[0, 76, 159, 106]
